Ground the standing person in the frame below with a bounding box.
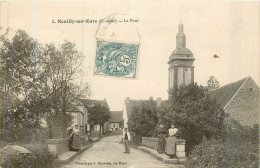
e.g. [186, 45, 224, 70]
[90, 121, 94, 141]
[69, 125, 81, 152]
[122, 128, 131, 154]
[67, 126, 74, 150]
[157, 124, 167, 154]
[165, 124, 178, 158]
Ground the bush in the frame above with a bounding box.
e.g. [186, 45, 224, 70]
[23, 143, 56, 168]
[185, 137, 259, 168]
[222, 123, 259, 146]
[0, 126, 49, 144]
[0, 143, 56, 168]
[0, 146, 25, 168]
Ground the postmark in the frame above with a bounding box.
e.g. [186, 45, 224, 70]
[94, 41, 139, 79]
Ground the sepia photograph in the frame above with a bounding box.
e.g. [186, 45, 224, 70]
[0, 1, 259, 168]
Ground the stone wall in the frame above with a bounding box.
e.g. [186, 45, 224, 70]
[176, 139, 186, 158]
[47, 136, 89, 158]
[225, 77, 260, 126]
[142, 137, 158, 150]
[141, 137, 186, 158]
[47, 138, 69, 158]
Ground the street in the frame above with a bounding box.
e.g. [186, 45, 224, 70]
[62, 135, 175, 168]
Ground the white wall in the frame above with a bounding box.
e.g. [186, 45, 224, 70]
[122, 100, 128, 128]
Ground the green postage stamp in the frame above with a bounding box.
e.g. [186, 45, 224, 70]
[94, 41, 139, 79]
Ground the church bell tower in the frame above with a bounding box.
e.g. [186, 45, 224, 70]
[168, 23, 195, 98]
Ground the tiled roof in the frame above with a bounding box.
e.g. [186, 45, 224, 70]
[209, 76, 260, 126]
[209, 77, 248, 108]
[109, 111, 123, 123]
[81, 99, 110, 110]
[125, 98, 168, 119]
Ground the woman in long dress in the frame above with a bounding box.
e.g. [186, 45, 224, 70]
[68, 126, 74, 150]
[69, 125, 81, 151]
[165, 124, 178, 158]
[157, 124, 167, 154]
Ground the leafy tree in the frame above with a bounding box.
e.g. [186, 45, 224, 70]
[207, 76, 220, 88]
[156, 103, 170, 127]
[164, 83, 226, 154]
[88, 104, 110, 136]
[128, 100, 158, 144]
[0, 29, 90, 142]
[39, 41, 90, 138]
[0, 29, 45, 143]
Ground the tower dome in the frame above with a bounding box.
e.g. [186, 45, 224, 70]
[169, 23, 194, 60]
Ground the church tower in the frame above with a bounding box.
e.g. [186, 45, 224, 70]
[168, 23, 195, 98]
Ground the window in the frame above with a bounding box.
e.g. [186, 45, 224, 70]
[184, 67, 191, 85]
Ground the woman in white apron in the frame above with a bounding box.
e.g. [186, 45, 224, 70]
[165, 124, 178, 158]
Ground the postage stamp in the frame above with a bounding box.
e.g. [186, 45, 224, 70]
[94, 41, 139, 79]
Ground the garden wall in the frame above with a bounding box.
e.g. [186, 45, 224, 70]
[142, 137, 186, 158]
[47, 138, 69, 158]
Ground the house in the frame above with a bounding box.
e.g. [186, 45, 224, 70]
[123, 97, 167, 128]
[67, 98, 110, 135]
[209, 76, 260, 126]
[66, 104, 87, 136]
[109, 111, 123, 131]
[80, 99, 110, 133]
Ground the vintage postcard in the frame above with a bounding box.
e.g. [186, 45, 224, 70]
[0, 1, 259, 168]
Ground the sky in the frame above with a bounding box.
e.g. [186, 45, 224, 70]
[0, 0, 259, 111]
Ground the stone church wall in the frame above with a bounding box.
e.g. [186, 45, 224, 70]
[225, 78, 260, 126]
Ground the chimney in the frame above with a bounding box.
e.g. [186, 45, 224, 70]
[126, 97, 130, 103]
[157, 97, 162, 107]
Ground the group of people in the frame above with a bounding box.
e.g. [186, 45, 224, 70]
[122, 124, 178, 158]
[68, 124, 178, 157]
[68, 125, 81, 151]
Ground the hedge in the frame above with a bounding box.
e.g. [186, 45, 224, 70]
[185, 137, 259, 168]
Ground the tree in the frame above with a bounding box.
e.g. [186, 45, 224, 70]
[128, 100, 158, 144]
[164, 83, 226, 154]
[0, 29, 45, 143]
[39, 41, 90, 138]
[88, 104, 110, 136]
[207, 76, 220, 88]
[0, 29, 91, 142]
